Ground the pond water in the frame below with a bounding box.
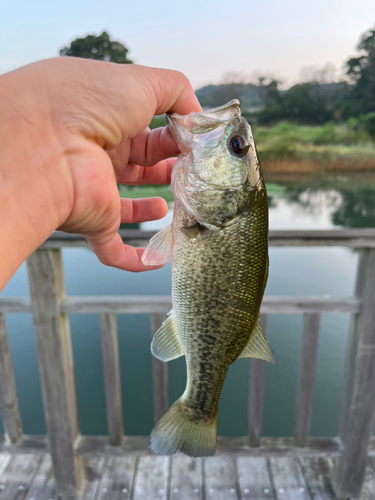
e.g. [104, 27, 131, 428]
[2, 173, 375, 438]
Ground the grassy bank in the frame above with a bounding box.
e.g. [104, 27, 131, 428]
[254, 122, 375, 173]
[149, 117, 375, 173]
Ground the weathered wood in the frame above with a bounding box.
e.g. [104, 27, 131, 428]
[58, 295, 360, 315]
[96, 456, 136, 500]
[25, 455, 56, 500]
[249, 314, 267, 447]
[100, 314, 123, 446]
[0, 453, 12, 478]
[132, 456, 169, 500]
[170, 455, 203, 500]
[236, 456, 274, 499]
[0, 435, 49, 454]
[40, 228, 375, 248]
[204, 456, 239, 499]
[268, 457, 310, 500]
[333, 248, 375, 498]
[74, 435, 343, 457]
[358, 462, 375, 500]
[300, 457, 335, 500]
[151, 314, 168, 423]
[80, 456, 106, 500]
[27, 250, 84, 499]
[61, 296, 172, 314]
[261, 296, 359, 314]
[0, 454, 41, 499]
[0, 299, 31, 314]
[295, 313, 321, 447]
[0, 315, 22, 444]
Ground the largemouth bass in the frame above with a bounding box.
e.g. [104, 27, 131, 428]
[142, 100, 274, 457]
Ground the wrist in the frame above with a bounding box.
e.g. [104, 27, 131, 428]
[0, 69, 73, 289]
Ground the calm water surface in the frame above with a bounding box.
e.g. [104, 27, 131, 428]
[2, 174, 375, 438]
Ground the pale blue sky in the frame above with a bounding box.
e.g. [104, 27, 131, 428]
[1, 0, 374, 89]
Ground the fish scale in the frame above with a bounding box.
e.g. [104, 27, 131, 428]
[142, 100, 273, 457]
[173, 193, 268, 418]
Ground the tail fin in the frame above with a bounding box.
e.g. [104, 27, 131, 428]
[149, 398, 218, 457]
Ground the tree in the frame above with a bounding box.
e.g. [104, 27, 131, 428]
[59, 31, 133, 64]
[345, 26, 375, 114]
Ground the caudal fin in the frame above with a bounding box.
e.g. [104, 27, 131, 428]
[149, 398, 217, 457]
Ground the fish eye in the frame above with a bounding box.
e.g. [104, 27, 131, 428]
[229, 136, 249, 157]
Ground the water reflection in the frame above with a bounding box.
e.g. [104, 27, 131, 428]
[266, 173, 375, 228]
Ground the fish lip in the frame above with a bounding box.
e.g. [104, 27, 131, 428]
[166, 99, 241, 131]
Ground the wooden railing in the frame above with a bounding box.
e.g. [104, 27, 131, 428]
[1, 229, 375, 499]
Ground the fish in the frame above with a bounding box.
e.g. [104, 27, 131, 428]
[142, 99, 274, 457]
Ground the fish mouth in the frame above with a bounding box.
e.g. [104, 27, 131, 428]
[167, 99, 242, 135]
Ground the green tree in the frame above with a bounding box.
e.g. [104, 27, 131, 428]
[345, 26, 375, 115]
[59, 31, 133, 64]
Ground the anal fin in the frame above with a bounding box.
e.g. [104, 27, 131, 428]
[151, 310, 184, 362]
[239, 317, 275, 363]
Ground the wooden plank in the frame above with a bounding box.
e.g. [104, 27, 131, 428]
[0, 454, 12, 479]
[300, 457, 335, 500]
[151, 314, 168, 423]
[333, 248, 375, 498]
[0, 315, 22, 444]
[204, 456, 239, 499]
[24, 455, 56, 500]
[295, 313, 321, 447]
[27, 249, 84, 499]
[81, 456, 106, 500]
[59, 296, 360, 315]
[0, 436, 49, 454]
[249, 314, 267, 447]
[268, 457, 310, 500]
[133, 456, 169, 500]
[237, 456, 274, 499]
[0, 299, 32, 314]
[362, 458, 375, 500]
[261, 297, 359, 314]
[3, 434, 343, 458]
[100, 314, 123, 446]
[96, 456, 136, 500]
[75, 435, 342, 457]
[170, 455, 202, 500]
[61, 296, 172, 314]
[0, 454, 41, 499]
[40, 229, 375, 249]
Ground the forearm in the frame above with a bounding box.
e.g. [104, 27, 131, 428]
[0, 70, 70, 290]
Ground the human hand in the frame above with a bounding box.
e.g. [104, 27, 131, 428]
[0, 58, 201, 287]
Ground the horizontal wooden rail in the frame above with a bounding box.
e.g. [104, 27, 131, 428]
[39, 228, 375, 249]
[0, 296, 360, 315]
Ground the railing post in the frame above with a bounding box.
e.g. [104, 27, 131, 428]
[248, 313, 268, 447]
[333, 248, 375, 498]
[0, 314, 22, 444]
[294, 313, 320, 447]
[150, 313, 168, 423]
[100, 313, 123, 445]
[27, 249, 84, 500]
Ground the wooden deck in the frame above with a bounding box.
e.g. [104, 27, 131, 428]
[0, 452, 374, 500]
[2, 229, 375, 499]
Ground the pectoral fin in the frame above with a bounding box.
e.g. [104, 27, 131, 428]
[239, 318, 275, 363]
[151, 311, 184, 362]
[142, 225, 173, 266]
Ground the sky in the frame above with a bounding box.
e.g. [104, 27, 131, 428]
[1, 0, 374, 90]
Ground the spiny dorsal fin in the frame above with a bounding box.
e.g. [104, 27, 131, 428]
[151, 311, 184, 362]
[142, 225, 173, 266]
[239, 318, 275, 363]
